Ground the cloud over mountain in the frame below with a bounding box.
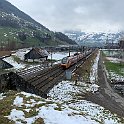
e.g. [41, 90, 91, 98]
[8, 0, 124, 32]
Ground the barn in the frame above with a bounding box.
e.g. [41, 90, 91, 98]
[0, 58, 13, 69]
[24, 48, 49, 61]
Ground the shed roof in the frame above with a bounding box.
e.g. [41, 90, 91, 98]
[33, 48, 49, 57]
[24, 48, 49, 60]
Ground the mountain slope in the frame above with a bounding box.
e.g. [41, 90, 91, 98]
[0, 0, 49, 30]
[0, 0, 76, 50]
[65, 30, 122, 47]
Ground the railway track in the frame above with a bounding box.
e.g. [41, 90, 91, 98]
[26, 65, 64, 92]
[68, 49, 96, 72]
[8, 49, 96, 98]
[9, 64, 65, 97]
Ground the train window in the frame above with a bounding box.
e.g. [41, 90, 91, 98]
[61, 57, 68, 64]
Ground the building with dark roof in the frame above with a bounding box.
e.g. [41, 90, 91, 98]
[24, 48, 49, 61]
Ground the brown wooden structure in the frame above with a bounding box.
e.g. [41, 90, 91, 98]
[24, 48, 49, 61]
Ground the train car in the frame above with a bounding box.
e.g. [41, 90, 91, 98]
[77, 52, 84, 60]
[61, 52, 84, 69]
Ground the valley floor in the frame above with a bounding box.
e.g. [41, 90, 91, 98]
[0, 49, 124, 124]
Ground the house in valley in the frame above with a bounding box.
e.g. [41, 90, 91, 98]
[24, 48, 49, 61]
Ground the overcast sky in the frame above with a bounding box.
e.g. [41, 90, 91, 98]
[7, 0, 124, 33]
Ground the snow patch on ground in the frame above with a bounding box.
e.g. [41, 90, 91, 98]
[48, 52, 76, 60]
[24, 109, 31, 112]
[20, 91, 41, 98]
[38, 105, 98, 124]
[89, 51, 100, 93]
[13, 96, 23, 107]
[7, 85, 122, 124]
[68, 100, 121, 124]
[0, 93, 6, 100]
[48, 80, 121, 124]
[109, 71, 124, 81]
[13, 48, 31, 60]
[49, 81, 79, 102]
[106, 57, 124, 63]
[8, 109, 25, 122]
[3, 56, 25, 70]
[48, 80, 93, 102]
[90, 84, 99, 93]
[90, 51, 100, 84]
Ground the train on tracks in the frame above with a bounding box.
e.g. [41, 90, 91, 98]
[61, 50, 92, 69]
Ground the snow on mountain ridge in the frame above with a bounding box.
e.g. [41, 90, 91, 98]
[64, 31, 122, 47]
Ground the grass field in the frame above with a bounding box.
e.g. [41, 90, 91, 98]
[102, 50, 124, 80]
[105, 60, 124, 76]
[0, 91, 45, 124]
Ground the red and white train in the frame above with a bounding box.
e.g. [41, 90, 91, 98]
[61, 49, 93, 69]
[61, 52, 84, 69]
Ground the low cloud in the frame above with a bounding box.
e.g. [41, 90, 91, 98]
[8, 0, 124, 32]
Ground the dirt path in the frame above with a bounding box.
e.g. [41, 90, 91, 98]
[84, 51, 124, 118]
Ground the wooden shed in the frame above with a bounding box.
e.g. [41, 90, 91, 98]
[24, 48, 49, 61]
[0, 59, 13, 69]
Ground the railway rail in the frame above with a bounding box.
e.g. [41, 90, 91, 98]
[7, 49, 96, 98]
[9, 64, 65, 97]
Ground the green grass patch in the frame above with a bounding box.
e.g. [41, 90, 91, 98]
[33, 118, 45, 124]
[54, 103, 63, 111]
[105, 61, 124, 76]
[24, 108, 38, 118]
[11, 55, 21, 63]
[102, 50, 124, 76]
[0, 91, 46, 123]
[0, 91, 17, 124]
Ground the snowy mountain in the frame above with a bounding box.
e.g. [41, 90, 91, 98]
[64, 30, 122, 47]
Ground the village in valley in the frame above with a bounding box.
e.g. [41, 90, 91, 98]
[0, 0, 124, 124]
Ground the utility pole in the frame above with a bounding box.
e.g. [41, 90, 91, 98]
[51, 49, 52, 67]
[106, 35, 111, 56]
[69, 46, 70, 57]
[105, 35, 108, 49]
[119, 39, 124, 65]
